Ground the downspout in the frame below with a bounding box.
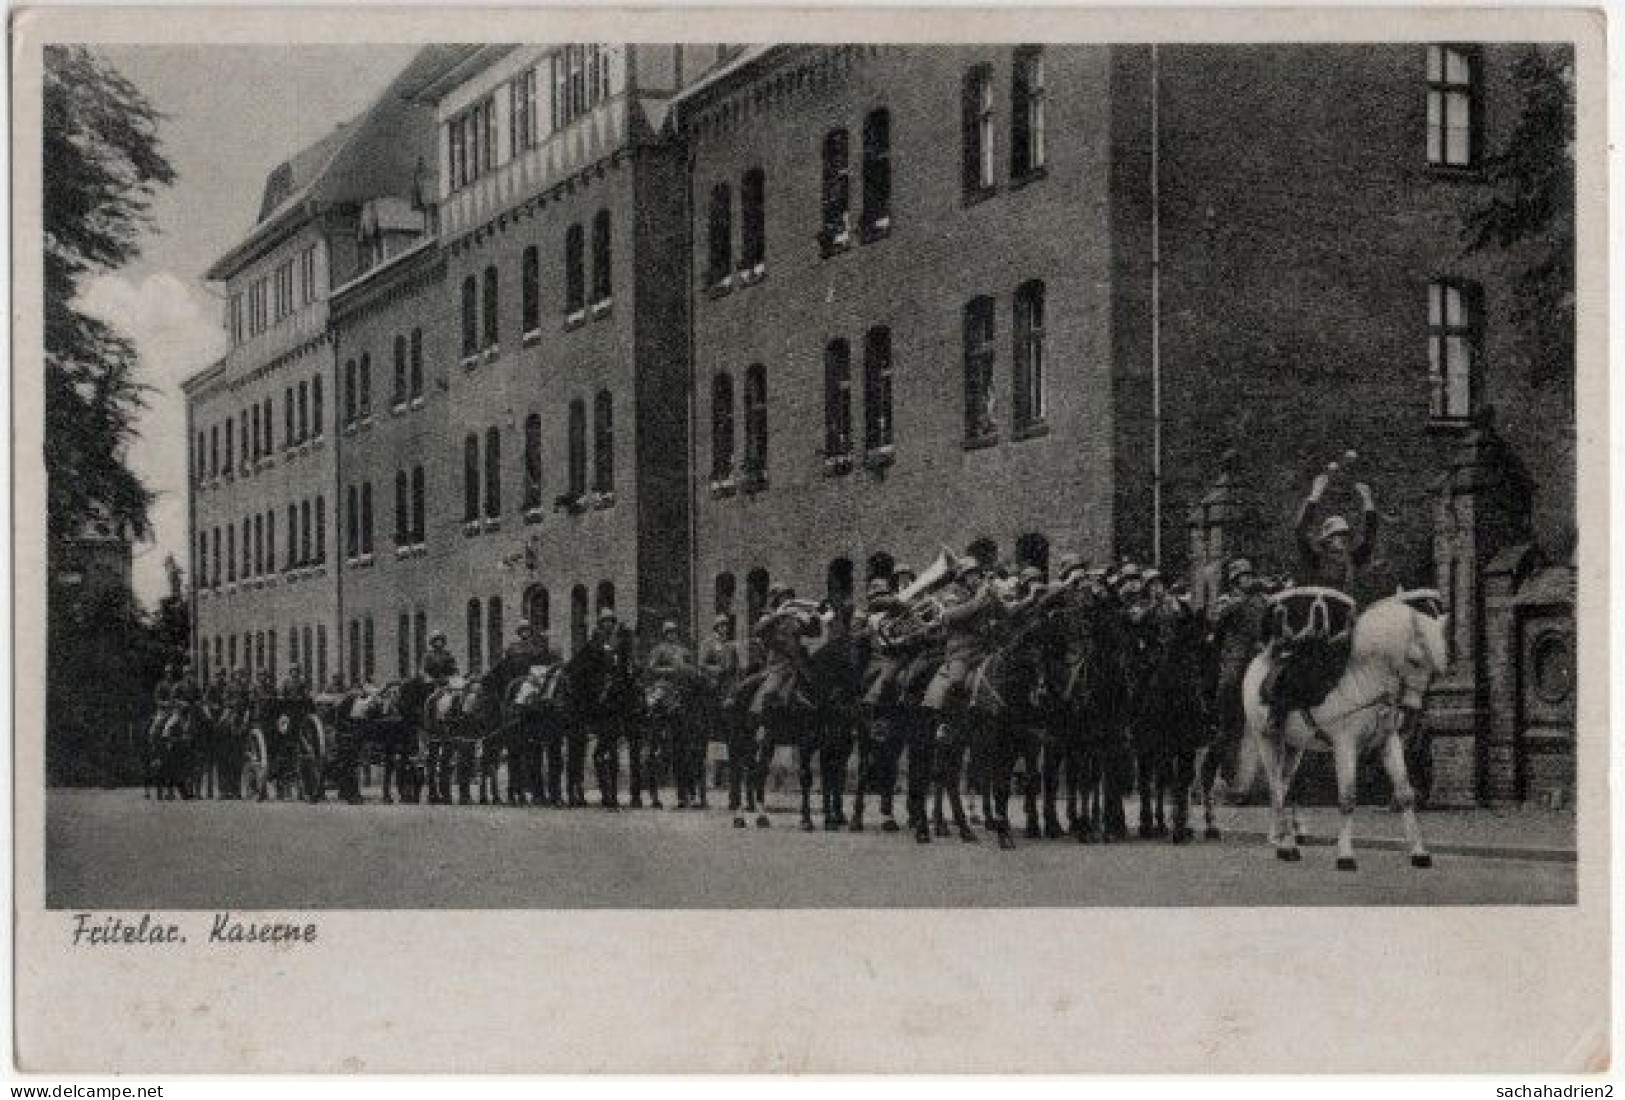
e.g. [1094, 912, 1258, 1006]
[330, 292, 345, 686]
[684, 138, 701, 647]
[1150, 45, 1163, 569]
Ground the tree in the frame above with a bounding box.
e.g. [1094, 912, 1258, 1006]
[1465, 47, 1575, 390]
[44, 46, 174, 548]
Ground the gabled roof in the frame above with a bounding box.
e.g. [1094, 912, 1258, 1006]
[204, 45, 470, 282]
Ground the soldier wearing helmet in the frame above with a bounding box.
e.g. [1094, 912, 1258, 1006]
[420, 630, 458, 685]
[1294, 466, 1379, 600]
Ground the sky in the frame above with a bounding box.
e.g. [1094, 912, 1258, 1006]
[80, 44, 422, 607]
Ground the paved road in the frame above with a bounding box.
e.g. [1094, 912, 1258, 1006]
[46, 788, 1574, 909]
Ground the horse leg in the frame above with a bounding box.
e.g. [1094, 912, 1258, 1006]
[850, 723, 871, 832]
[1332, 731, 1360, 870]
[1382, 721, 1432, 868]
[798, 737, 817, 832]
[1169, 747, 1196, 844]
[753, 727, 773, 828]
[939, 726, 976, 844]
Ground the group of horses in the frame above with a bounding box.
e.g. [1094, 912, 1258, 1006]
[144, 583, 1452, 872]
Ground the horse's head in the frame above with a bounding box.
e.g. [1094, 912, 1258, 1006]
[1353, 595, 1452, 702]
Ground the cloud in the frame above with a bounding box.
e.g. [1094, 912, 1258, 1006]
[77, 271, 228, 608]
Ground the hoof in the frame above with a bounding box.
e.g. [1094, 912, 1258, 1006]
[1203, 826, 1222, 841]
[756, 814, 771, 829]
[958, 828, 980, 844]
[1411, 853, 1434, 869]
[1276, 846, 1302, 863]
[1336, 856, 1358, 872]
[732, 816, 747, 829]
[881, 818, 900, 833]
[823, 819, 839, 832]
[1025, 823, 1043, 840]
[934, 822, 950, 838]
[997, 831, 1017, 851]
[1043, 822, 1064, 840]
[1171, 827, 1194, 845]
[915, 827, 931, 845]
[382, 795, 394, 805]
[1138, 824, 1155, 840]
[800, 819, 815, 833]
[849, 820, 865, 833]
[651, 801, 664, 810]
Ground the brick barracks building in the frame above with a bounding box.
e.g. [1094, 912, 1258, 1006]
[185, 43, 1575, 807]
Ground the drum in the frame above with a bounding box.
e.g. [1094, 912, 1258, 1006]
[1266, 586, 1356, 643]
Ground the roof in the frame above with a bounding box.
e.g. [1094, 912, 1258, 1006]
[204, 45, 469, 282]
[668, 45, 781, 128]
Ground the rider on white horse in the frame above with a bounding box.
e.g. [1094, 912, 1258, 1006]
[1259, 465, 1380, 739]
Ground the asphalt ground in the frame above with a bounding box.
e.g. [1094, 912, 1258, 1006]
[46, 788, 1575, 909]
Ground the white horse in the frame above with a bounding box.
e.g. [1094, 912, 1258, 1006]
[1242, 592, 1451, 870]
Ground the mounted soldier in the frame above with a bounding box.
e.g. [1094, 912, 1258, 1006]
[1259, 458, 1380, 743]
[645, 620, 704, 808]
[698, 613, 745, 812]
[420, 630, 458, 804]
[502, 620, 560, 806]
[1202, 557, 1270, 820]
[582, 608, 640, 810]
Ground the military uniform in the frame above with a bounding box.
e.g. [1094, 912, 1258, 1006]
[419, 644, 459, 803]
[585, 620, 639, 809]
[748, 606, 813, 720]
[921, 571, 1000, 712]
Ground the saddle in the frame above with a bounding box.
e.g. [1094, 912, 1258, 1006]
[1261, 587, 1357, 714]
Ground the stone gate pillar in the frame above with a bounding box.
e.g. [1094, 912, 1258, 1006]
[1185, 449, 1259, 613]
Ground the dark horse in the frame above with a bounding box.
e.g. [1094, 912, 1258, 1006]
[562, 628, 644, 809]
[739, 610, 860, 832]
[961, 597, 1056, 849]
[1126, 605, 1212, 843]
[1044, 588, 1134, 843]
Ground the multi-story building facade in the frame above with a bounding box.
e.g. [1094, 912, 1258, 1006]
[185, 47, 453, 688]
[187, 42, 1575, 805]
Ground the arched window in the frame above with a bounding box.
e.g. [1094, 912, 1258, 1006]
[226, 525, 237, 582]
[523, 414, 543, 510]
[567, 398, 587, 497]
[317, 624, 327, 686]
[411, 466, 425, 543]
[1011, 47, 1047, 179]
[300, 500, 311, 564]
[314, 495, 326, 563]
[285, 505, 295, 568]
[1013, 279, 1046, 431]
[409, 330, 423, 402]
[268, 629, 278, 680]
[412, 612, 427, 671]
[826, 557, 854, 609]
[866, 551, 896, 584]
[266, 509, 275, 574]
[820, 128, 851, 251]
[714, 572, 736, 617]
[740, 168, 766, 269]
[347, 620, 360, 684]
[524, 585, 550, 635]
[486, 596, 504, 674]
[596, 580, 615, 616]
[240, 408, 250, 462]
[1015, 532, 1050, 577]
[706, 183, 732, 285]
[395, 471, 410, 542]
[346, 486, 359, 559]
[360, 482, 374, 554]
[963, 296, 996, 442]
[296, 383, 308, 441]
[363, 617, 375, 682]
[461, 275, 478, 357]
[253, 513, 264, 575]
[302, 625, 313, 681]
[393, 334, 408, 407]
[312, 374, 324, 437]
[484, 426, 502, 518]
[864, 326, 894, 451]
[570, 584, 589, 654]
[521, 246, 540, 334]
[593, 390, 614, 493]
[398, 611, 412, 679]
[241, 517, 252, 577]
[251, 404, 262, 458]
[824, 339, 852, 459]
[861, 109, 891, 234]
[744, 364, 768, 479]
[746, 568, 771, 632]
[482, 265, 499, 349]
[564, 224, 585, 315]
[282, 389, 292, 449]
[962, 65, 995, 196]
[463, 434, 480, 522]
[466, 598, 484, 674]
[358, 353, 372, 419]
[591, 210, 612, 304]
[710, 372, 735, 479]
